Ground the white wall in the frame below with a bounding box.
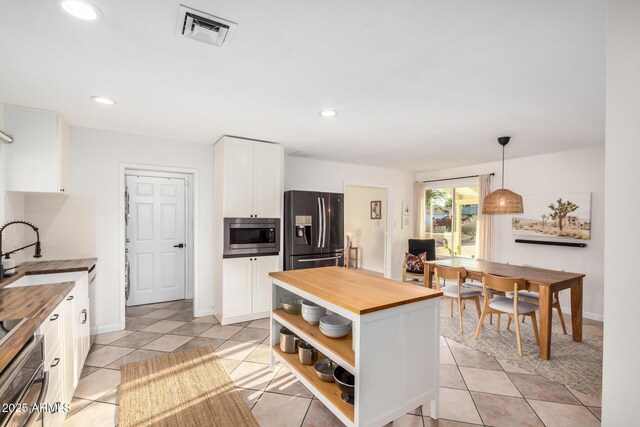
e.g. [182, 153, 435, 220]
[602, 0, 640, 424]
[285, 156, 415, 279]
[70, 127, 214, 333]
[345, 186, 387, 273]
[416, 145, 605, 320]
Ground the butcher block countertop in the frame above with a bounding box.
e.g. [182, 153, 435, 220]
[0, 258, 97, 373]
[0, 258, 97, 289]
[269, 267, 442, 315]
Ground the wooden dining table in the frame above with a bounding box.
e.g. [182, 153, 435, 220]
[424, 258, 585, 360]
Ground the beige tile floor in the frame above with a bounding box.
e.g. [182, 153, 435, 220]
[64, 299, 602, 426]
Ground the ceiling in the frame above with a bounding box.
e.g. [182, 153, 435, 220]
[0, 1, 606, 171]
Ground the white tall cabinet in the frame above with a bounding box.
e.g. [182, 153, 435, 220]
[214, 136, 283, 325]
[3, 105, 70, 193]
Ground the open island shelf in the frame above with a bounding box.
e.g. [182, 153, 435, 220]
[272, 345, 355, 422]
[269, 267, 443, 427]
[272, 308, 355, 370]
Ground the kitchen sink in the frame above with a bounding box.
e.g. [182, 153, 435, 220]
[5, 272, 86, 288]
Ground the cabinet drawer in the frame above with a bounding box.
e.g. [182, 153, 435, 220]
[43, 317, 63, 361]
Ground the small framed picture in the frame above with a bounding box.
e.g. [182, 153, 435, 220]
[402, 215, 411, 229]
[370, 200, 382, 219]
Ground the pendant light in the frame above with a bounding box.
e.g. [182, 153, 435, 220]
[482, 136, 524, 214]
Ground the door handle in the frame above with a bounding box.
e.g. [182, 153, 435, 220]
[317, 197, 323, 248]
[174, 243, 185, 248]
[51, 357, 60, 368]
[321, 197, 327, 248]
[82, 309, 88, 324]
[49, 314, 59, 322]
[67, 295, 74, 301]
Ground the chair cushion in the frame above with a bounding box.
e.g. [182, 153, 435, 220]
[405, 252, 427, 273]
[488, 296, 538, 314]
[405, 269, 424, 275]
[442, 285, 482, 299]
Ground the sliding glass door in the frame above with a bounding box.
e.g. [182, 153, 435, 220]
[424, 184, 480, 259]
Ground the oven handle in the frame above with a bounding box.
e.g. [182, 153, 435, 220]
[298, 256, 341, 263]
[24, 371, 48, 427]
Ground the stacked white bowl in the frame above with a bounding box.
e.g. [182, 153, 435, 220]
[301, 300, 327, 325]
[319, 314, 352, 338]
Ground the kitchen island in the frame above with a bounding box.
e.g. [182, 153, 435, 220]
[269, 267, 442, 427]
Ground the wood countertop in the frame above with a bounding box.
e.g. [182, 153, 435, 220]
[0, 282, 75, 373]
[269, 267, 442, 315]
[0, 258, 97, 289]
[0, 258, 97, 373]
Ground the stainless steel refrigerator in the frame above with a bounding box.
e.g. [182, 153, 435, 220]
[284, 191, 344, 270]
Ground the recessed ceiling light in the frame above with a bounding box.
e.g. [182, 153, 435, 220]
[61, 0, 102, 21]
[319, 109, 338, 118]
[91, 96, 116, 105]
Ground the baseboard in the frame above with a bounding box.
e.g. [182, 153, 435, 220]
[559, 305, 603, 322]
[186, 292, 194, 299]
[194, 308, 214, 318]
[92, 323, 122, 335]
[221, 312, 269, 326]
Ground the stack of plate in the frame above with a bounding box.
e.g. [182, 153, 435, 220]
[301, 300, 326, 325]
[319, 314, 352, 338]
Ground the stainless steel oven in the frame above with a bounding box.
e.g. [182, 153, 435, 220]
[223, 218, 280, 257]
[0, 336, 47, 427]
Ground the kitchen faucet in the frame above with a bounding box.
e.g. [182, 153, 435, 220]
[0, 220, 42, 281]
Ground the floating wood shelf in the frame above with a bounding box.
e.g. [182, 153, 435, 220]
[273, 345, 354, 422]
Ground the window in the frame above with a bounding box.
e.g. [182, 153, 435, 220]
[424, 183, 479, 259]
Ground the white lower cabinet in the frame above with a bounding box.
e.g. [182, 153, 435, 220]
[253, 256, 279, 313]
[41, 304, 65, 427]
[37, 272, 91, 427]
[222, 257, 254, 318]
[221, 255, 279, 323]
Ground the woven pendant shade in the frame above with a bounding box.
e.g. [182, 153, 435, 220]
[482, 136, 524, 215]
[482, 188, 524, 214]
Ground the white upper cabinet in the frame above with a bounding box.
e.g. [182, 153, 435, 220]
[217, 136, 282, 218]
[253, 143, 282, 217]
[223, 138, 255, 217]
[3, 106, 70, 193]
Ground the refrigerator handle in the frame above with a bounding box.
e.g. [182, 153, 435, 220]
[322, 197, 327, 248]
[317, 197, 323, 248]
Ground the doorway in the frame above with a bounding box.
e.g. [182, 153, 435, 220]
[120, 167, 196, 330]
[126, 173, 188, 306]
[344, 184, 391, 278]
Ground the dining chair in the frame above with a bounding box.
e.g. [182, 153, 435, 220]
[402, 239, 436, 286]
[434, 265, 482, 334]
[506, 264, 568, 335]
[475, 273, 540, 356]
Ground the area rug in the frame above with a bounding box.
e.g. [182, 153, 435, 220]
[119, 346, 258, 427]
[439, 299, 603, 396]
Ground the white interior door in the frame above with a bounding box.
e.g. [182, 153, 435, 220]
[126, 175, 186, 306]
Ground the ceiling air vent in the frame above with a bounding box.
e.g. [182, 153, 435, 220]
[176, 5, 237, 47]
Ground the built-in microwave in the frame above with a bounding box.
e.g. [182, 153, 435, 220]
[223, 218, 280, 257]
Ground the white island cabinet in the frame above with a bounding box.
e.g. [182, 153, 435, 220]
[269, 267, 442, 427]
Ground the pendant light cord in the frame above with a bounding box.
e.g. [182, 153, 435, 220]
[501, 144, 505, 189]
